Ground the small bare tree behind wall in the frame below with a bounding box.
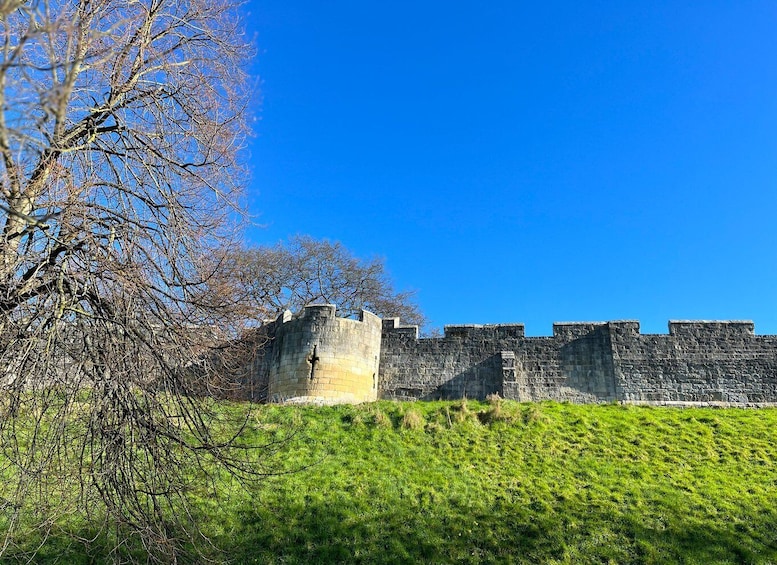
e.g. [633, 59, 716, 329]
[221, 235, 427, 327]
[0, 0, 264, 560]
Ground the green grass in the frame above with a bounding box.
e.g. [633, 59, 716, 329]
[3, 400, 777, 563]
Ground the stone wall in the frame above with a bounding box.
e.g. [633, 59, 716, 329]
[379, 319, 619, 402]
[267, 305, 382, 404]
[379, 318, 777, 405]
[379, 319, 525, 400]
[244, 310, 777, 405]
[610, 321, 777, 404]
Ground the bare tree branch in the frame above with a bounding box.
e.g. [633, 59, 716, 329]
[210, 235, 427, 328]
[0, 0, 264, 561]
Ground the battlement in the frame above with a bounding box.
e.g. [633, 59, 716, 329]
[382, 318, 764, 341]
[251, 314, 777, 405]
[382, 320, 527, 341]
[668, 320, 755, 338]
[382, 317, 419, 339]
[443, 324, 526, 339]
[552, 322, 608, 340]
[377, 317, 777, 404]
[279, 304, 382, 327]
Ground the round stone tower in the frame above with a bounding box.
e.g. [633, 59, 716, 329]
[267, 304, 381, 404]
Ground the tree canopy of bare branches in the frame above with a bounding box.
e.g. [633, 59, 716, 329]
[0, 0, 259, 560]
[220, 235, 426, 327]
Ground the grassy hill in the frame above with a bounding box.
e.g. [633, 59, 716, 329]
[5, 400, 777, 563]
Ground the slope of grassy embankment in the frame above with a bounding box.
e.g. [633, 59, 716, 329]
[4, 400, 777, 564]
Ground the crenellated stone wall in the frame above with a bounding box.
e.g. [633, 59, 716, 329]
[378, 318, 777, 405]
[610, 321, 777, 404]
[248, 309, 777, 406]
[379, 319, 524, 400]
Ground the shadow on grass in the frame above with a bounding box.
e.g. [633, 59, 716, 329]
[216, 496, 777, 565]
[5, 497, 776, 564]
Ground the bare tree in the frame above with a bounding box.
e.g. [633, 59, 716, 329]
[0, 0, 264, 561]
[220, 235, 426, 327]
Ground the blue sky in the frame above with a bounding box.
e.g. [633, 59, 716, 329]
[242, 1, 777, 336]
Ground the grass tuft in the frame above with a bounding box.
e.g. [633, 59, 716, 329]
[371, 407, 392, 428]
[401, 408, 425, 430]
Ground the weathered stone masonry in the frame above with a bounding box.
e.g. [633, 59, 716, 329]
[257, 306, 777, 405]
[266, 305, 381, 404]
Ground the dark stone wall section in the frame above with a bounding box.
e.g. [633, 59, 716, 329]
[611, 321, 777, 404]
[379, 321, 527, 401]
[379, 319, 777, 404]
